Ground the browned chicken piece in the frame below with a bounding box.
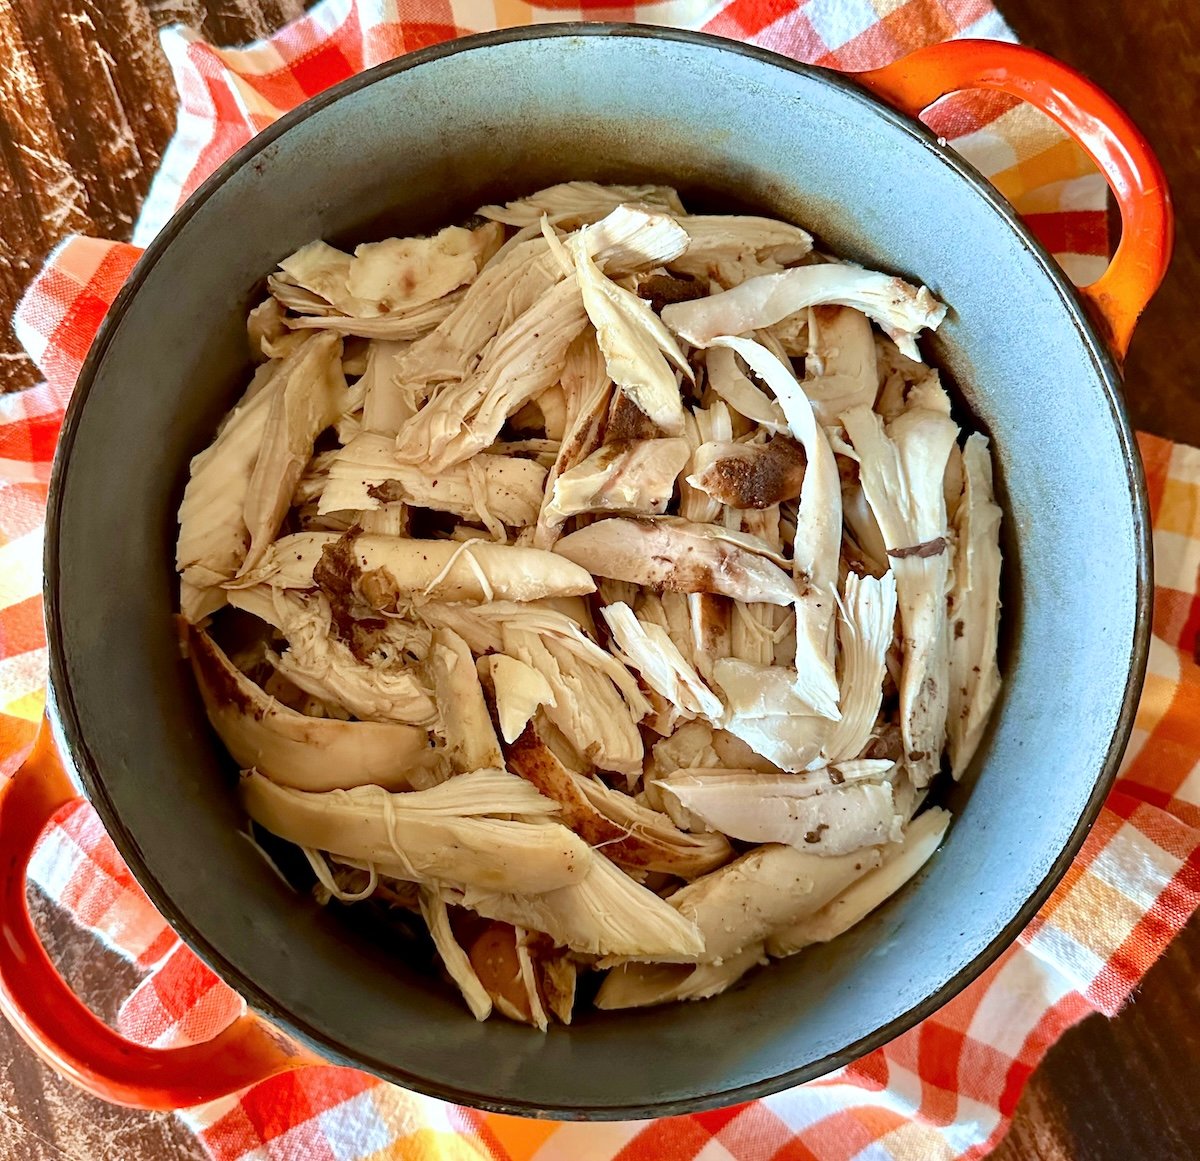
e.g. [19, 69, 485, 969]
[688, 434, 806, 509]
[604, 388, 663, 443]
[679, 401, 735, 524]
[686, 593, 732, 681]
[467, 921, 548, 1028]
[634, 272, 708, 313]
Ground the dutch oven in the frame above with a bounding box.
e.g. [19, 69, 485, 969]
[0, 25, 1172, 1118]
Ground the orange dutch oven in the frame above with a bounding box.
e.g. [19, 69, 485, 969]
[0, 28, 1172, 1117]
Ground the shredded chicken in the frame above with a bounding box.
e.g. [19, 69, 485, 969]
[477, 181, 686, 229]
[506, 723, 731, 878]
[186, 621, 438, 790]
[393, 277, 589, 470]
[477, 654, 555, 744]
[234, 529, 596, 604]
[823, 571, 898, 763]
[711, 658, 830, 772]
[688, 434, 805, 509]
[554, 516, 799, 605]
[542, 437, 689, 524]
[947, 434, 1003, 777]
[669, 215, 812, 287]
[322, 432, 546, 523]
[602, 601, 723, 722]
[681, 401, 736, 523]
[655, 769, 902, 856]
[240, 769, 588, 895]
[842, 383, 959, 787]
[177, 184, 999, 1029]
[766, 807, 950, 955]
[703, 346, 787, 434]
[621, 842, 884, 966]
[662, 263, 947, 361]
[428, 627, 504, 772]
[713, 338, 841, 718]
[530, 332, 612, 547]
[420, 887, 493, 1021]
[570, 227, 692, 434]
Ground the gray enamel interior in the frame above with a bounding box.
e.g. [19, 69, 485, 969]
[48, 28, 1145, 1116]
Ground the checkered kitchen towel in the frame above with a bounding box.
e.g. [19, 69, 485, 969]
[8, 1, 1199, 1158]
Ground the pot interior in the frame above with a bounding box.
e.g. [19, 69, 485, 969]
[48, 27, 1145, 1115]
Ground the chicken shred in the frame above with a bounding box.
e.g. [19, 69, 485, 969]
[177, 183, 998, 1029]
[543, 437, 689, 523]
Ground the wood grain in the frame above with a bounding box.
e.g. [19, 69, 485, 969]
[0, 0, 174, 393]
[999, 0, 1200, 447]
[0, 888, 207, 1161]
[0, 0, 307, 396]
[0, 1, 1196, 1158]
[995, 915, 1200, 1160]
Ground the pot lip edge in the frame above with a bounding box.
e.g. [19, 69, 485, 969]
[41, 21, 1152, 1117]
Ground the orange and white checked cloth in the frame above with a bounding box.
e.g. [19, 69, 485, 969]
[8, 1, 1199, 1158]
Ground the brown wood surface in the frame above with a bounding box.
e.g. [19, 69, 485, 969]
[0, 1, 1197, 1157]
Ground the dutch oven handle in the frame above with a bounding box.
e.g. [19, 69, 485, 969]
[0, 719, 320, 1109]
[854, 39, 1173, 364]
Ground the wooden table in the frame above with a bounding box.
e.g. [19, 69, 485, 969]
[0, 2, 1197, 1157]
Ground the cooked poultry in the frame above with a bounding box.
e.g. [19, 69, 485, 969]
[841, 380, 959, 788]
[178, 183, 999, 1027]
[612, 842, 886, 967]
[476, 654, 555, 744]
[554, 516, 800, 605]
[711, 337, 841, 719]
[240, 769, 590, 895]
[185, 621, 440, 790]
[803, 305, 879, 428]
[428, 626, 504, 773]
[569, 222, 692, 434]
[688, 434, 805, 509]
[948, 434, 1003, 777]
[276, 223, 501, 318]
[703, 346, 788, 434]
[654, 768, 903, 856]
[541, 437, 690, 524]
[662, 262, 948, 360]
[478, 181, 686, 229]
[506, 722, 732, 878]
[321, 432, 546, 524]
[232, 529, 596, 604]
[668, 215, 812, 287]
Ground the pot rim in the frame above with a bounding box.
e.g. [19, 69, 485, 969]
[43, 22, 1152, 1118]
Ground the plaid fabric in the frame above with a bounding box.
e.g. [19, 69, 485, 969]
[7, 1, 1197, 1159]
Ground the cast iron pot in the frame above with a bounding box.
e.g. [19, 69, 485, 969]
[0, 25, 1172, 1117]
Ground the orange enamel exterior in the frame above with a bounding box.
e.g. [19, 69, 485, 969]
[0, 720, 320, 1109]
[856, 39, 1174, 363]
